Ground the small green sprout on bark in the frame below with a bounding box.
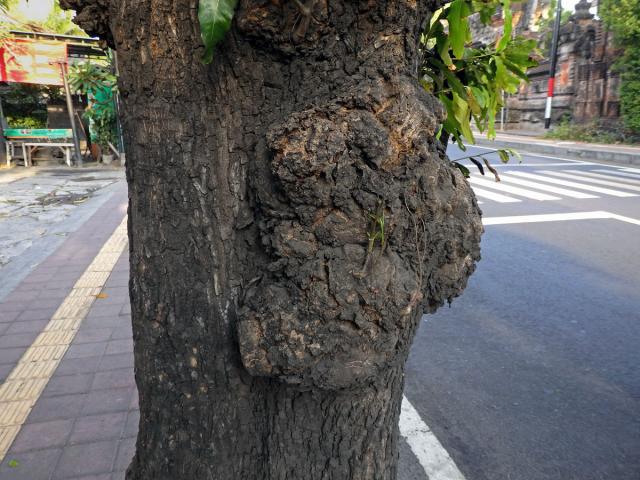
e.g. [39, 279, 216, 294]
[367, 208, 386, 254]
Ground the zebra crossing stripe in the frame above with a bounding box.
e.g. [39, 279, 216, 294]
[620, 167, 640, 174]
[593, 169, 640, 181]
[562, 170, 640, 186]
[497, 175, 598, 199]
[471, 186, 521, 203]
[468, 176, 560, 201]
[541, 171, 640, 193]
[507, 172, 637, 197]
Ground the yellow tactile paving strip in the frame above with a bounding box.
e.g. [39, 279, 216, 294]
[0, 217, 128, 461]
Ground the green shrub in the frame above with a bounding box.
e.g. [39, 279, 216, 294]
[5, 116, 47, 129]
[544, 118, 640, 144]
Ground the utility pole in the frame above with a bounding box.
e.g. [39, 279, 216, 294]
[545, 0, 564, 129]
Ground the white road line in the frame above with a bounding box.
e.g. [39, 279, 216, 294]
[567, 170, 640, 185]
[483, 211, 640, 226]
[497, 175, 598, 199]
[541, 170, 640, 193]
[507, 171, 637, 197]
[593, 169, 640, 180]
[470, 186, 521, 203]
[469, 176, 560, 201]
[620, 167, 640, 174]
[460, 162, 595, 167]
[464, 145, 597, 164]
[400, 396, 466, 480]
[609, 213, 640, 226]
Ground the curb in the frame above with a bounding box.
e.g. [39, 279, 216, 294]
[473, 137, 640, 166]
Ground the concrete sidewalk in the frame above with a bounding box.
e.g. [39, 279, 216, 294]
[474, 130, 640, 166]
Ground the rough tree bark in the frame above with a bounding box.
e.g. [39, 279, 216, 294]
[62, 1, 483, 478]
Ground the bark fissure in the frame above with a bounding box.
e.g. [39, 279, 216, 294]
[62, 1, 482, 478]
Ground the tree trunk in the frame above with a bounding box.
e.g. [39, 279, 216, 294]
[63, 1, 482, 478]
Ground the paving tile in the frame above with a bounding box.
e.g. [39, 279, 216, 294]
[38, 289, 73, 301]
[0, 447, 61, 480]
[106, 276, 128, 288]
[85, 304, 122, 319]
[118, 304, 131, 317]
[5, 319, 48, 334]
[0, 323, 8, 336]
[0, 310, 20, 323]
[43, 373, 94, 397]
[129, 390, 139, 411]
[102, 287, 128, 297]
[16, 308, 57, 321]
[26, 298, 64, 310]
[0, 333, 38, 348]
[56, 356, 101, 376]
[91, 368, 135, 391]
[0, 363, 13, 382]
[82, 387, 133, 415]
[113, 437, 136, 472]
[83, 316, 128, 329]
[53, 440, 118, 479]
[104, 339, 133, 356]
[123, 410, 139, 438]
[3, 290, 40, 302]
[10, 419, 74, 452]
[74, 328, 114, 344]
[109, 324, 132, 340]
[21, 272, 57, 283]
[0, 298, 25, 313]
[98, 353, 134, 372]
[27, 393, 88, 422]
[70, 474, 112, 480]
[65, 342, 107, 360]
[0, 348, 24, 365]
[69, 412, 127, 445]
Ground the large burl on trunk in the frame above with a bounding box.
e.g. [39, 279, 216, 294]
[63, 1, 482, 478]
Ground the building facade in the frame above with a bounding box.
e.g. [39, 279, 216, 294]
[471, 0, 621, 130]
[508, 0, 621, 130]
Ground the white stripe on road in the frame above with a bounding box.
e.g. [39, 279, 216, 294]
[620, 167, 640, 174]
[541, 170, 640, 193]
[458, 162, 596, 167]
[483, 211, 640, 226]
[593, 169, 640, 180]
[466, 145, 595, 164]
[507, 171, 637, 197]
[566, 170, 640, 186]
[470, 187, 521, 203]
[497, 175, 598, 199]
[468, 176, 560, 201]
[400, 397, 466, 480]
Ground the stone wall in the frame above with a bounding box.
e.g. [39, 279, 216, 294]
[506, 0, 621, 130]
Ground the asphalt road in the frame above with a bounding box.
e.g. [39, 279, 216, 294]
[403, 146, 640, 480]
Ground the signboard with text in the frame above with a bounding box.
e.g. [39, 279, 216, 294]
[0, 38, 67, 86]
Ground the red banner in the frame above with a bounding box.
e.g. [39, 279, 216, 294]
[0, 38, 67, 86]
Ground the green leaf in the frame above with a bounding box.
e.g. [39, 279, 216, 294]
[198, 0, 238, 64]
[497, 0, 512, 52]
[448, 0, 469, 59]
[7, 460, 19, 468]
[452, 162, 471, 178]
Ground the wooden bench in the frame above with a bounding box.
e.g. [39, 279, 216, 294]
[3, 128, 75, 167]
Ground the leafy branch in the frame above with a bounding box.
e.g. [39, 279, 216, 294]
[421, 0, 538, 176]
